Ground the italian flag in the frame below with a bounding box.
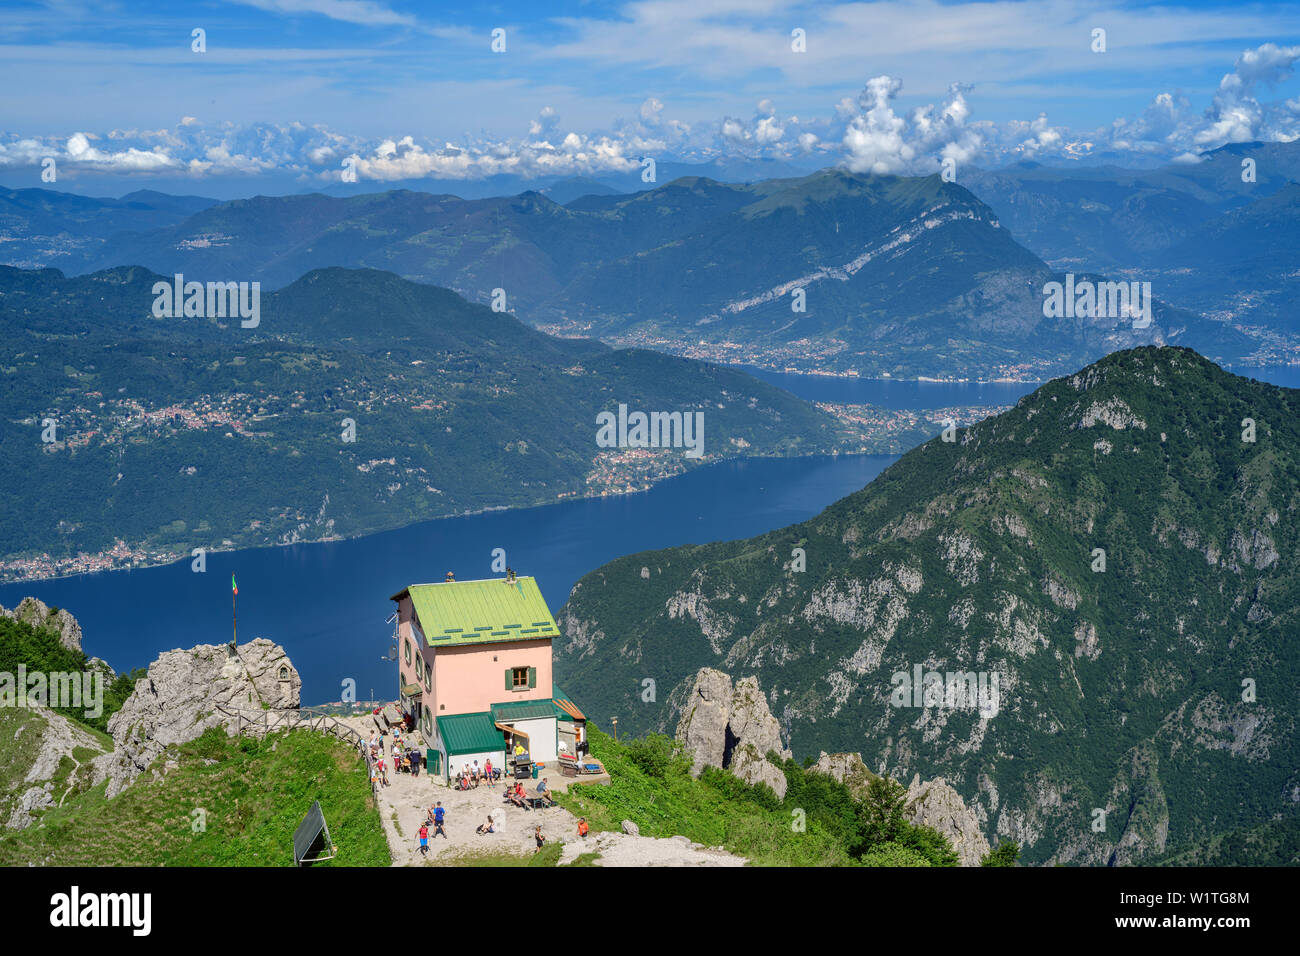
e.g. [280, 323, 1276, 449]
[231, 574, 238, 597]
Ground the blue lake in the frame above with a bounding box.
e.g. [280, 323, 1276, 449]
[742, 363, 1300, 407]
[0, 453, 898, 705]
[738, 366, 1038, 408]
[4, 361, 1295, 706]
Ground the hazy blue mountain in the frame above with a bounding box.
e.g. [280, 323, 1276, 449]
[0, 185, 218, 269]
[963, 141, 1300, 271]
[0, 168, 1261, 377]
[1151, 181, 1300, 333]
[962, 142, 1300, 343]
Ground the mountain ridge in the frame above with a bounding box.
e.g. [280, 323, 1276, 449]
[553, 346, 1300, 864]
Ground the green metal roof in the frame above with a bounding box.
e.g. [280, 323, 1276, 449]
[402, 577, 560, 647]
[491, 699, 556, 722]
[436, 712, 504, 756]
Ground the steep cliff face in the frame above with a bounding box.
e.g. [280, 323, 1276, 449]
[674, 668, 792, 799]
[556, 348, 1300, 864]
[105, 638, 301, 796]
[904, 775, 991, 867]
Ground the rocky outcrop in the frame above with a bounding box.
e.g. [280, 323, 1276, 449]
[810, 753, 989, 866]
[812, 751, 878, 797]
[905, 774, 991, 867]
[1, 597, 83, 653]
[3, 706, 110, 830]
[104, 638, 300, 797]
[7, 784, 54, 831]
[675, 667, 792, 799]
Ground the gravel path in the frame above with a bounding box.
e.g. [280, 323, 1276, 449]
[341, 716, 745, 867]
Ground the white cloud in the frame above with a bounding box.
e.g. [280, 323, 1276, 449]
[1195, 43, 1300, 146]
[231, 0, 416, 28]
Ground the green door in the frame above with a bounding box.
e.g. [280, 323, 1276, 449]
[427, 749, 441, 775]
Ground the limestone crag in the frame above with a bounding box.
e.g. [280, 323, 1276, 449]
[105, 638, 301, 797]
[812, 751, 878, 797]
[809, 750, 991, 866]
[7, 784, 54, 831]
[905, 773, 992, 867]
[675, 667, 792, 799]
[1, 597, 83, 653]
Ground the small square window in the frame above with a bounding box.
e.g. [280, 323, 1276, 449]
[511, 666, 529, 688]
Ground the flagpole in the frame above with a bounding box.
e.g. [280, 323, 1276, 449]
[232, 574, 237, 649]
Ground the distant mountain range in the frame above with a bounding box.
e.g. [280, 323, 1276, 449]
[553, 346, 1300, 865]
[0, 185, 218, 271]
[964, 141, 1300, 336]
[0, 264, 861, 580]
[0, 168, 1259, 379]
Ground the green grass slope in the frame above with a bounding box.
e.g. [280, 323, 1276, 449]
[0, 728, 390, 866]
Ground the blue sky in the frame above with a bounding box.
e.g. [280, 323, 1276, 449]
[2, 0, 1299, 195]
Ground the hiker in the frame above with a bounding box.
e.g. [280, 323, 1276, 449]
[445, 571, 455, 582]
[506, 783, 526, 809]
[484, 758, 493, 782]
[409, 747, 421, 778]
[577, 818, 589, 839]
[533, 825, 545, 853]
[378, 756, 389, 787]
[433, 802, 447, 838]
[536, 777, 555, 806]
[476, 815, 495, 835]
[471, 760, 481, 785]
[418, 823, 429, 857]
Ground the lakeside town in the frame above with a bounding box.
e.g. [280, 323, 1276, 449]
[0, 394, 1008, 584]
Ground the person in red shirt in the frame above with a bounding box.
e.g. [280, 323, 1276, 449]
[418, 823, 429, 857]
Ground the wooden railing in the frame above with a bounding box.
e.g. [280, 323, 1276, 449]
[214, 704, 378, 795]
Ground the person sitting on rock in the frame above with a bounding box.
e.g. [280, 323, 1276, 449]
[476, 815, 495, 835]
[536, 777, 555, 806]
